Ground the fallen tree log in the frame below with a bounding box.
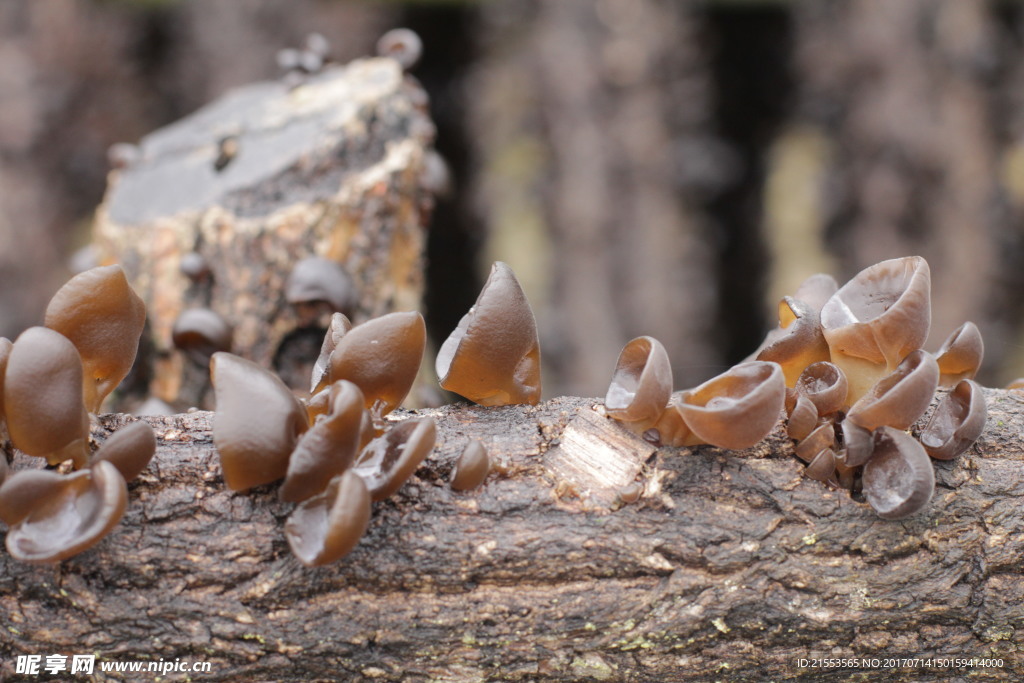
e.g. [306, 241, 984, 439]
[1, 389, 1021, 681]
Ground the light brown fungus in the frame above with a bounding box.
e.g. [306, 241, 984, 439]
[919, 379, 987, 461]
[934, 322, 984, 387]
[863, 426, 935, 520]
[450, 440, 491, 492]
[605, 336, 673, 432]
[285, 470, 371, 567]
[352, 417, 436, 501]
[90, 420, 156, 483]
[846, 349, 939, 432]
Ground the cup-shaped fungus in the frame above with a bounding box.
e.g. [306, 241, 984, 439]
[436, 262, 542, 406]
[450, 440, 491, 492]
[934, 322, 984, 387]
[840, 419, 874, 467]
[604, 336, 673, 432]
[795, 362, 848, 417]
[376, 28, 423, 70]
[650, 394, 700, 447]
[819, 256, 931, 404]
[675, 361, 785, 450]
[863, 426, 935, 520]
[792, 273, 839, 312]
[285, 470, 371, 567]
[310, 313, 352, 395]
[285, 257, 356, 318]
[328, 312, 425, 417]
[43, 265, 146, 413]
[804, 448, 836, 483]
[4, 327, 90, 468]
[786, 395, 819, 442]
[795, 422, 836, 464]
[846, 349, 939, 432]
[172, 308, 233, 363]
[756, 297, 830, 386]
[919, 379, 987, 461]
[280, 381, 366, 503]
[89, 421, 156, 483]
[211, 352, 309, 491]
[1, 461, 127, 563]
[352, 417, 436, 501]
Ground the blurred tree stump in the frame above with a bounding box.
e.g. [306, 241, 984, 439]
[1, 391, 1021, 681]
[92, 57, 435, 409]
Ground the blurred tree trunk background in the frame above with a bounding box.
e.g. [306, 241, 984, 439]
[4, 0, 1024, 397]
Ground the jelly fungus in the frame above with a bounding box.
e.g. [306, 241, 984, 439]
[1, 461, 127, 563]
[786, 395, 819, 442]
[919, 379, 987, 461]
[794, 422, 835, 464]
[804, 448, 837, 483]
[792, 273, 839, 312]
[310, 313, 352, 394]
[44, 265, 146, 413]
[604, 336, 673, 432]
[863, 427, 935, 520]
[450, 440, 491, 492]
[755, 297, 830, 386]
[650, 394, 699, 448]
[846, 349, 939, 432]
[172, 308, 233, 362]
[436, 262, 542, 406]
[327, 312, 425, 416]
[795, 361, 848, 417]
[840, 419, 874, 468]
[376, 28, 423, 70]
[285, 257, 355, 317]
[675, 361, 785, 450]
[934, 322, 984, 387]
[89, 420, 157, 483]
[4, 327, 90, 468]
[211, 352, 308, 491]
[0, 337, 11, 437]
[353, 417, 437, 501]
[285, 470, 372, 567]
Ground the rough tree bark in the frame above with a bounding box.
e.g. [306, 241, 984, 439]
[0, 390, 1021, 682]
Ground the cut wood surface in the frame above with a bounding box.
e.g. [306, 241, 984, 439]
[1, 389, 1021, 682]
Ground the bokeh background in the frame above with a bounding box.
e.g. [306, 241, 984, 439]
[4, 0, 1024, 399]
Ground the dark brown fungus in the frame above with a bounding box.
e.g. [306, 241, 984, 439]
[285, 257, 355, 317]
[450, 440, 491, 492]
[44, 265, 146, 413]
[211, 352, 309, 491]
[832, 456, 857, 490]
[0, 336, 11, 438]
[353, 417, 436, 501]
[804, 448, 836, 483]
[863, 426, 935, 520]
[2, 460, 127, 563]
[90, 421, 156, 483]
[846, 349, 939, 432]
[795, 361, 848, 417]
[840, 419, 874, 468]
[919, 379, 987, 461]
[792, 273, 839, 312]
[172, 308, 233, 362]
[280, 381, 366, 503]
[786, 395, 818, 442]
[310, 313, 352, 395]
[376, 28, 423, 70]
[328, 312, 424, 416]
[795, 422, 835, 464]
[755, 297, 830, 386]
[676, 361, 785, 450]
[934, 322, 984, 387]
[285, 470, 372, 567]
[436, 262, 542, 406]
[819, 256, 931, 404]
[604, 336, 672, 431]
[4, 327, 89, 468]
[0, 455, 8, 487]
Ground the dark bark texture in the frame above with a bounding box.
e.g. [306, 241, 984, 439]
[1, 389, 1022, 682]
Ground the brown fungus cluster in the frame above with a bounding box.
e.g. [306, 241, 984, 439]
[604, 256, 988, 521]
[0, 266, 156, 562]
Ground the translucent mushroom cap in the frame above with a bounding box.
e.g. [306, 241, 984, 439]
[846, 349, 939, 432]
[605, 336, 673, 429]
[436, 262, 542, 406]
[934, 322, 984, 387]
[755, 297, 830, 386]
[919, 379, 987, 461]
[285, 470, 371, 567]
[863, 426, 935, 520]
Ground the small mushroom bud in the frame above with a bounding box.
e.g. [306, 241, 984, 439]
[786, 395, 819, 442]
[919, 379, 987, 461]
[804, 447, 837, 483]
[450, 441, 491, 492]
[285, 257, 356, 317]
[285, 470, 371, 567]
[846, 349, 939, 432]
[436, 262, 542, 406]
[2, 460, 127, 563]
[1006, 378, 1024, 391]
[44, 265, 147, 413]
[310, 313, 352, 395]
[863, 426, 935, 520]
[172, 308, 233, 362]
[755, 297, 830, 386]
[604, 336, 673, 432]
[352, 417, 436, 501]
[376, 28, 423, 70]
[179, 251, 210, 282]
[934, 322, 984, 387]
[675, 361, 786, 450]
[792, 273, 839, 312]
[211, 352, 309, 491]
[794, 421, 835, 464]
[650, 394, 699, 448]
[832, 455, 857, 490]
[328, 312, 425, 417]
[90, 420, 157, 483]
[840, 419, 874, 468]
[820, 256, 931, 403]
[4, 327, 90, 468]
[795, 361, 848, 417]
[280, 381, 366, 504]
